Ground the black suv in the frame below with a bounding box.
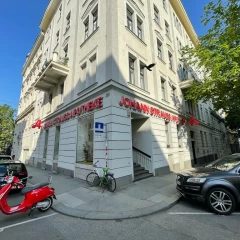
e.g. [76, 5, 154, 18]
[0, 162, 28, 190]
[176, 154, 240, 215]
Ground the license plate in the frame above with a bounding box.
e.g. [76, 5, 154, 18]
[177, 180, 181, 186]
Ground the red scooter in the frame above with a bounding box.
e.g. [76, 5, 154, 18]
[0, 174, 56, 216]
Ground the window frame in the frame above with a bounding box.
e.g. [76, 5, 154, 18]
[168, 51, 173, 70]
[161, 77, 167, 100]
[129, 56, 136, 85]
[127, 8, 133, 31]
[157, 39, 163, 60]
[84, 19, 89, 40]
[137, 17, 143, 40]
[92, 8, 98, 32]
[66, 12, 71, 32]
[139, 62, 145, 90]
[154, 5, 160, 24]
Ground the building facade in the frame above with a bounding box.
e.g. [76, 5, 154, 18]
[13, 0, 230, 186]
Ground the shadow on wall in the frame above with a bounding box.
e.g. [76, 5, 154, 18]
[13, 55, 221, 181]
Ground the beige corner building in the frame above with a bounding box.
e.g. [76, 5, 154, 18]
[13, 0, 230, 186]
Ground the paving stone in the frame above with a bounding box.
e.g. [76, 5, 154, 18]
[157, 183, 178, 197]
[147, 193, 169, 203]
[56, 193, 85, 208]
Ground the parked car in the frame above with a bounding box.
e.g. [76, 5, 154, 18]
[0, 162, 28, 190]
[0, 155, 12, 161]
[176, 154, 240, 215]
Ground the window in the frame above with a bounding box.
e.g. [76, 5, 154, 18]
[66, 12, 71, 31]
[64, 44, 68, 58]
[209, 133, 214, 147]
[76, 116, 94, 163]
[173, 13, 176, 26]
[187, 100, 193, 114]
[84, 20, 89, 40]
[140, 63, 145, 90]
[165, 21, 170, 38]
[183, 67, 188, 80]
[200, 105, 203, 121]
[200, 131, 204, 147]
[161, 78, 166, 100]
[93, 9, 98, 31]
[137, 18, 143, 40]
[163, 0, 167, 10]
[177, 125, 183, 147]
[129, 56, 135, 84]
[89, 54, 97, 86]
[157, 39, 163, 59]
[60, 83, 64, 104]
[54, 126, 60, 160]
[56, 30, 60, 43]
[165, 121, 171, 147]
[127, 9, 133, 31]
[154, 5, 159, 23]
[49, 93, 52, 111]
[204, 132, 208, 147]
[59, 4, 62, 19]
[168, 51, 173, 70]
[196, 104, 200, 119]
[172, 86, 177, 105]
[43, 130, 49, 158]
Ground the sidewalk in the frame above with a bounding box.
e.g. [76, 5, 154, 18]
[27, 167, 181, 220]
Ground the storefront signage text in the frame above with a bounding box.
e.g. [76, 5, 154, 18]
[189, 116, 199, 126]
[44, 97, 103, 129]
[32, 120, 42, 129]
[120, 96, 187, 124]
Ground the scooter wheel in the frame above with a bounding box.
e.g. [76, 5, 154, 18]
[38, 197, 53, 212]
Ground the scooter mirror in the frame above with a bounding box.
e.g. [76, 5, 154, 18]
[28, 176, 33, 179]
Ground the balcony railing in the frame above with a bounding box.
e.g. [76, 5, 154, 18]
[34, 58, 69, 91]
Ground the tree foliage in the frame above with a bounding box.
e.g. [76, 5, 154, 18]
[0, 105, 16, 154]
[181, 0, 240, 112]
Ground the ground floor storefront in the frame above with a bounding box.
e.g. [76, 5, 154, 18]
[13, 85, 230, 187]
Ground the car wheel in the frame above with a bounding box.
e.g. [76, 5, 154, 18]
[207, 187, 236, 215]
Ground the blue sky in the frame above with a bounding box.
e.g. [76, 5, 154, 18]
[0, 0, 210, 111]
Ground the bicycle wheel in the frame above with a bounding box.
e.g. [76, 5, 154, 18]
[106, 174, 116, 192]
[86, 172, 100, 187]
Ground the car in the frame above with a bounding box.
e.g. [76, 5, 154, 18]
[176, 154, 240, 215]
[0, 162, 28, 190]
[0, 155, 12, 161]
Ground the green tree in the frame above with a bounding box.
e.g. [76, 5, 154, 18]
[0, 104, 16, 154]
[181, 0, 240, 111]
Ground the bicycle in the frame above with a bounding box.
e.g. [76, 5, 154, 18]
[86, 161, 116, 192]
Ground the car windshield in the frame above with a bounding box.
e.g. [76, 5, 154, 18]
[206, 156, 240, 171]
[0, 165, 8, 174]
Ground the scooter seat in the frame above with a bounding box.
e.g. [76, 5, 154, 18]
[20, 182, 49, 195]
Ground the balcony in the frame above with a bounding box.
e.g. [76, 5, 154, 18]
[34, 59, 69, 91]
[179, 78, 195, 90]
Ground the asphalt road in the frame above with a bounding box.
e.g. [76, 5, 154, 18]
[1, 194, 240, 240]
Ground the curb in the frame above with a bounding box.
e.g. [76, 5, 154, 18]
[51, 196, 182, 220]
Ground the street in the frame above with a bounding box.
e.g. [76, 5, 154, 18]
[1, 182, 240, 240]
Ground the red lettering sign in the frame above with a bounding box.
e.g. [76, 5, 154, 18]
[32, 120, 42, 129]
[119, 96, 186, 125]
[43, 96, 103, 129]
[189, 116, 199, 126]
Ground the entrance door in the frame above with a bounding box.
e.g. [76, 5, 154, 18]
[191, 141, 197, 165]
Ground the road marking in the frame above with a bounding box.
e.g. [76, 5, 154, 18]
[169, 212, 240, 215]
[0, 213, 57, 232]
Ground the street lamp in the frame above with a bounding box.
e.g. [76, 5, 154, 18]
[144, 63, 156, 71]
